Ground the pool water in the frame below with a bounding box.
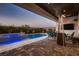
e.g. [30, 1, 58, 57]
[0, 33, 47, 45]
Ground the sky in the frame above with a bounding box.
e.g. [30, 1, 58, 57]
[0, 3, 57, 28]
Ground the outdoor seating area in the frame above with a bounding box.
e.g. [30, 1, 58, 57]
[47, 31, 79, 47]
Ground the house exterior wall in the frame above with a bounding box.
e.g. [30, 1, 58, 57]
[63, 16, 78, 35]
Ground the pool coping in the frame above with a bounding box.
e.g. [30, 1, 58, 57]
[0, 35, 48, 53]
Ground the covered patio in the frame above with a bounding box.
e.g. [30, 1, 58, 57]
[0, 3, 79, 56]
[15, 3, 79, 46]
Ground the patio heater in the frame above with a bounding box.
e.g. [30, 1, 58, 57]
[57, 14, 65, 46]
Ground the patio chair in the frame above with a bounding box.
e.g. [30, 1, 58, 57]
[47, 32, 57, 40]
[66, 32, 75, 41]
[64, 33, 68, 40]
[70, 32, 75, 40]
[64, 32, 75, 41]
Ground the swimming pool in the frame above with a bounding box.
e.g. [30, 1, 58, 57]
[0, 33, 47, 45]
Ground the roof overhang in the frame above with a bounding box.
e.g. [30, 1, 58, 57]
[14, 3, 79, 22]
[14, 3, 58, 22]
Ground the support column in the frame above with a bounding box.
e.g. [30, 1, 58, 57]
[57, 15, 65, 46]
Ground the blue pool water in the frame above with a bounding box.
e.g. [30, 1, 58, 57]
[0, 33, 47, 45]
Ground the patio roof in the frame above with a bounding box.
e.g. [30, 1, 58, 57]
[15, 3, 79, 22]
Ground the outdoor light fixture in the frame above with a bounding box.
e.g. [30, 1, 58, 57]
[48, 3, 50, 4]
[63, 10, 66, 12]
[62, 14, 66, 18]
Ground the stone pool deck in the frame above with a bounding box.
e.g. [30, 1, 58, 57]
[0, 38, 79, 56]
